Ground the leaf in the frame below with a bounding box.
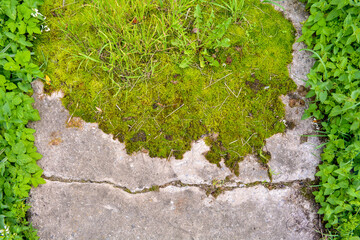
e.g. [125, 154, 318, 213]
[26, 134, 35, 141]
[4, 182, 12, 196]
[2, 0, 18, 20]
[25, 163, 41, 173]
[15, 50, 31, 66]
[209, 58, 220, 67]
[326, 9, 341, 21]
[301, 111, 312, 120]
[332, 93, 346, 103]
[27, 17, 41, 35]
[194, 4, 202, 29]
[204, 55, 220, 67]
[344, 13, 352, 28]
[4, 31, 16, 40]
[342, 101, 355, 112]
[12, 96, 22, 105]
[2, 102, 11, 115]
[29, 152, 42, 160]
[179, 57, 193, 68]
[13, 142, 26, 155]
[199, 56, 205, 68]
[23, 0, 44, 8]
[350, 121, 359, 131]
[7, 20, 17, 32]
[18, 4, 33, 20]
[31, 172, 46, 187]
[16, 154, 32, 165]
[215, 38, 231, 48]
[319, 91, 327, 103]
[0, 75, 6, 86]
[351, 89, 360, 100]
[18, 82, 32, 92]
[324, 187, 334, 195]
[6, 82, 17, 90]
[329, 106, 342, 117]
[17, 35, 33, 47]
[18, 21, 27, 34]
[346, 35, 356, 45]
[306, 90, 316, 98]
[4, 61, 20, 72]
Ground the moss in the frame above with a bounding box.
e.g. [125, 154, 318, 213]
[35, 0, 296, 174]
[210, 187, 225, 198]
[66, 117, 84, 128]
[149, 185, 160, 192]
[299, 180, 317, 201]
[205, 185, 225, 198]
[258, 148, 271, 165]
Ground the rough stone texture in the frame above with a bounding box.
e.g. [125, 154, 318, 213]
[272, 0, 315, 85]
[30, 80, 269, 191]
[29, 0, 322, 239]
[266, 95, 321, 182]
[30, 181, 317, 240]
[264, 0, 321, 182]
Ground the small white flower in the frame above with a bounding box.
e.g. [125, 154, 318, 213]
[0, 224, 10, 236]
[40, 25, 51, 32]
[31, 8, 39, 17]
[31, 8, 44, 18]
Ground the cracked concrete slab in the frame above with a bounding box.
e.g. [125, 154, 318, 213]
[29, 0, 321, 239]
[30, 181, 318, 240]
[264, 0, 321, 182]
[30, 80, 269, 191]
[266, 95, 321, 182]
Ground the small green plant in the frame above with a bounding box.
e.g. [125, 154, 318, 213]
[299, 0, 360, 237]
[0, 0, 45, 239]
[171, 3, 234, 68]
[212, 179, 225, 187]
[258, 145, 270, 164]
[211, 0, 245, 21]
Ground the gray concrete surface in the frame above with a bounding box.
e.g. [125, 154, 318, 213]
[29, 0, 322, 239]
[29, 82, 270, 191]
[30, 182, 317, 240]
[266, 0, 321, 183]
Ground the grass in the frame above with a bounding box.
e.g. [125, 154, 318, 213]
[36, 0, 296, 175]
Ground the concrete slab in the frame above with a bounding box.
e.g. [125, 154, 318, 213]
[264, 0, 321, 182]
[28, 0, 322, 239]
[30, 181, 318, 240]
[30, 80, 269, 191]
[266, 95, 321, 182]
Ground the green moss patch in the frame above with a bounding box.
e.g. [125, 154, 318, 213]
[36, 0, 296, 175]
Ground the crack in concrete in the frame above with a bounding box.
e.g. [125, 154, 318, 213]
[42, 175, 314, 196]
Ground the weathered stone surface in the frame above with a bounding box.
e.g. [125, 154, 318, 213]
[266, 95, 321, 182]
[237, 155, 269, 183]
[263, 0, 321, 182]
[30, 181, 318, 240]
[30, 80, 269, 191]
[28, 0, 321, 239]
[29, 0, 320, 189]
